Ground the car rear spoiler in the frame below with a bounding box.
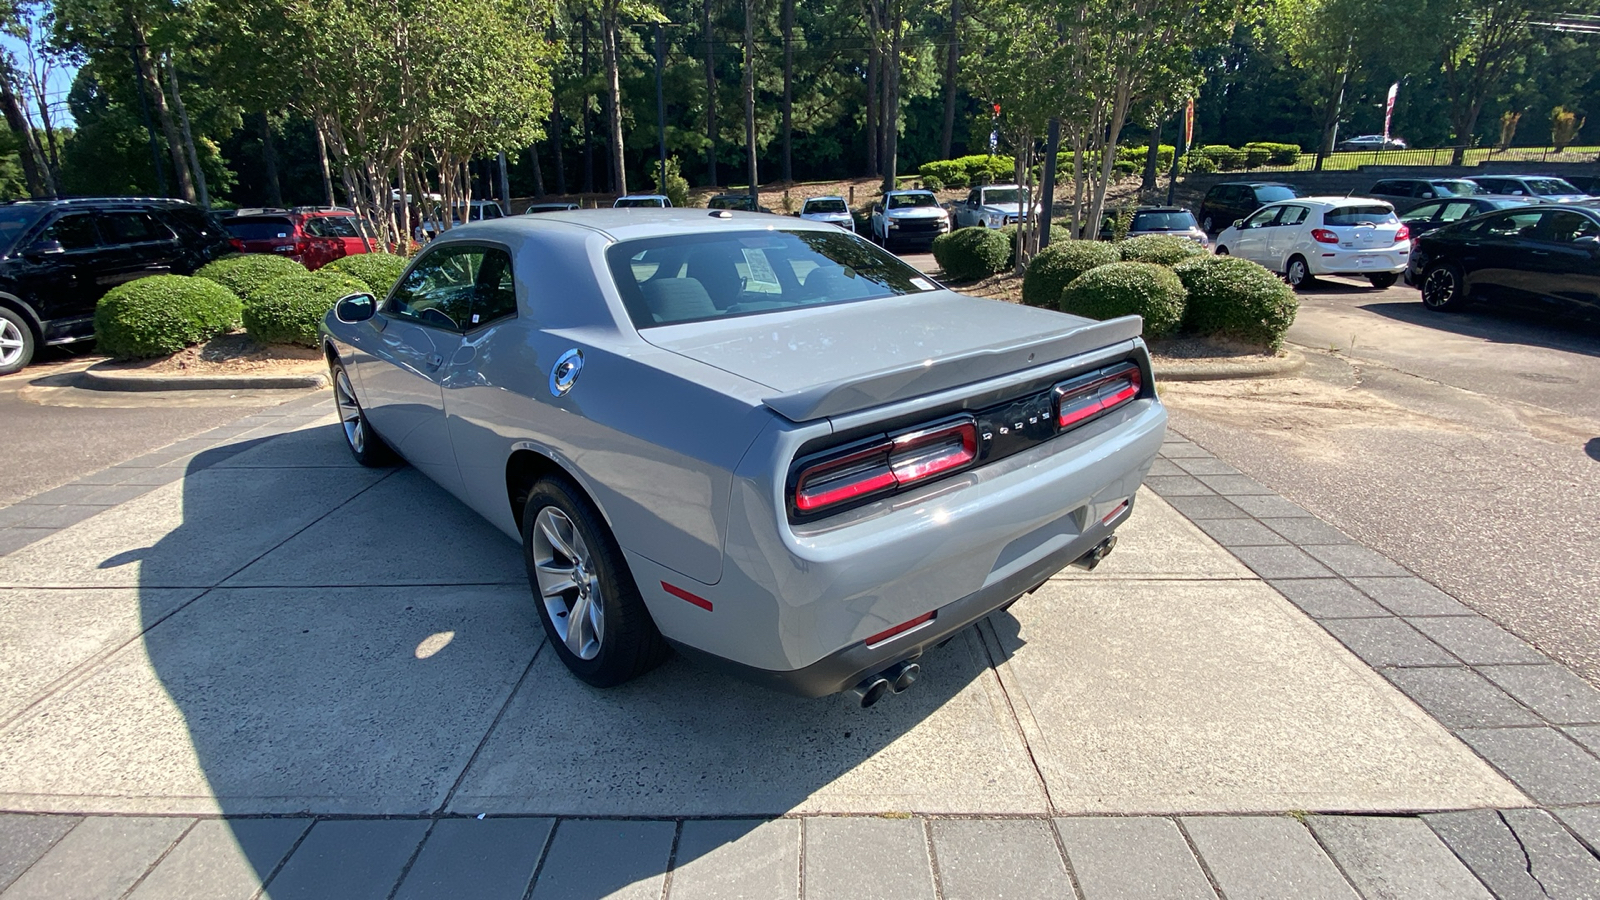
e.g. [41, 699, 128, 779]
[761, 315, 1144, 422]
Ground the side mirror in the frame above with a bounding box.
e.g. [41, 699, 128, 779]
[1421, 192, 1434, 199]
[1233, 219, 1245, 229]
[334, 292, 377, 324]
[24, 239, 64, 258]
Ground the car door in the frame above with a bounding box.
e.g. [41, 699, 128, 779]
[1526, 210, 1600, 315]
[1233, 205, 1282, 266]
[12, 212, 110, 338]
[95, 210, 182, 288]
[956, 190, 980, 227]
[1462, 210, 1549, 302]
[1266, 205, 1310, 268]
[439, 245, 522, 520]
[358, 243, 490, 496]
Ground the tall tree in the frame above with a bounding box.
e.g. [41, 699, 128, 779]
[1430, 0, 1570, 164]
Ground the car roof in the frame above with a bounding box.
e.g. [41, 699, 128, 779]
[1264, 196, 1395, 208]
[428, 208, 845, 244]
[885, 189, 936, 197]
[618, 194, 669, 200]
[1133, 206, 1189, 212]
[1214, 181, 1295, 188]
[978, 184, 1022, 190]
[803, 195, 845, 202]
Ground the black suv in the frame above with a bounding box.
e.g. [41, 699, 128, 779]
[1196, 182, 1301, 234]
[0, 198, 230, 375]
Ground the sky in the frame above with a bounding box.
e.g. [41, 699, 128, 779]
[1, 17, 79, 130]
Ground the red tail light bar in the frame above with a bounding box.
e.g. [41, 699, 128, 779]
[1311, 228, 1340, 244]
[1393, 223, 1410, 243]
[1054, 362, 1143, 430]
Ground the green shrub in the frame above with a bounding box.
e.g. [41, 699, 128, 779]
[921, 174, 944, 191]
[932, 227, 1011, 281]
[243, 271, 370, 347]
[194, 254, 308, 301]
[1181, 153, 1218, 174]
[94, 275, 242, 360]
[1174, 255, 1298, 351]
[1200, 145, 1247, 170]
[1059, 262, 1187, 337]
[322, 252, 409, 296]
[1118, 234, 1207, 266]
[650, 156, 692, 209]
[918, 154, 1015, 190]
[1243, 142, 1301, 165]
[1242, 145, 1272, 168]
[1020, 240, 1120, 308]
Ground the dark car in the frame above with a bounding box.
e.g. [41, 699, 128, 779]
[1366, 178, 1484, 213]
[1398, 196, 1536, 239]
[1098, 207, 1209, 247]
[1559, 175, 1600, 196]
[0, 198, 232, 375]
[224, 207, 376, 270]
[707, 193, 773, 213]
[1464, 175, 1590, 203]
[1408, 204, 1600, 317]
[1197, 182, 1301, 234]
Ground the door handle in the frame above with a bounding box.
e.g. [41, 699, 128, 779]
[1530, 250, 1551, 256]
[424, 354, 443, 371]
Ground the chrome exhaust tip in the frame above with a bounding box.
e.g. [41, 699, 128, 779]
[1071, 535, 1118, 571]
[889, 661, 920, 693]
[851, 676, 893, 708]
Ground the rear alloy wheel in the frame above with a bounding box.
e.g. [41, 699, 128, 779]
[331, 361, 396, 466]
[1285, 256, 1315, 291]
[1214, 246, 1230, 257]
[523, 478, 668, 687]
[1202, 215, 1215, 234]
[1420, 263, 1467, 312]
[1367, 272, 1398, 289]
[0, 308, 34, 376]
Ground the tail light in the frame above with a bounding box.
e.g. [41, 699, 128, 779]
[228, 238, 246, 252]
[1393, 224, 1410, 243]
[1055, 362, 1143, 429]
[1311, 228, 1340, 244]
[793, 418, 978, 516]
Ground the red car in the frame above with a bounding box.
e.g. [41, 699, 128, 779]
[222, 208, 374, 270]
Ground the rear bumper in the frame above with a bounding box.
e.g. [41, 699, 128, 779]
[1308, 244, 1410, 276]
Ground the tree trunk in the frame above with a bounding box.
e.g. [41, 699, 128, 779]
[881, 6, 901, 194]
[258, 114, 283, 207]
[1070, 130, 1084, 238]
[703, 0, 719, 186]
[1314, 56, 1350, 170]
[1039, 117, 1059, 251]
[26, 68, 61, 177]
[550, 94, 565, 194]
[498, 152, 512, 213]
[1086, 84, 1132, 236]
[315, 124, 336, 206]
[530, 144, 546, 198]
[782, 0, 793, 183]
[1140, 118, 1162, 193]
[397, 156, 411, 252]
[0, 72, 51, 198]
[129, 15, 194, 202]
[603, 2, 626, 195]
[582, 15, 595, 193]
[939, 0, 960, 160]
[865, 16, 879, 178]
[743, 0, 758, 205]
[166, 61, 209, 208]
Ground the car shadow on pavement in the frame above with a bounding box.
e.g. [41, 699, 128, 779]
[1587, 437, 1600, 462]
[128, 427, 1026, 892]
[1359, 300, 1600, 357]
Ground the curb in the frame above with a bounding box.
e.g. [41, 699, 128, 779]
[77, 365, 328, 392]
[1153, 348, 1305, 382]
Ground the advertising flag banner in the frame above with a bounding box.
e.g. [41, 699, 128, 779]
[1383, 82, 1400, 143]
[1184, 99, 1195, 149]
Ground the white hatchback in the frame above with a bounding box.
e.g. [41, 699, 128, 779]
[1213, 197, 1412, 290]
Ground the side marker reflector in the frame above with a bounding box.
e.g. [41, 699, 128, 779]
[865, 611, 934, 647]
[662, 582, 713, 611]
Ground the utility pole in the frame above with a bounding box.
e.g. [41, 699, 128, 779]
[656, 22, 667, 193]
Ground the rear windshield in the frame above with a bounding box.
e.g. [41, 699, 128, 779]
[1254, 186, 1299, 203]
[616, 197, 666, 208]
[804, 199, 847, 213]
[887, 193, 937, 209]
[473, 204, 503, 220]
[1131, 210, 1198, 231]
[607, 230, 934, 328]
[0, 206, 46, 254]
[1431, 180, 1482, 197]
[1526, 178, 1581, 196]
[225, 217, 295, 240]
[307, 215, 362, 238]
[709, 196, 755, 210]
[1323, 205, 1398, 226]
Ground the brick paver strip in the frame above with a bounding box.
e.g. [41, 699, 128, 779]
[1480, 665, 1600, 725]
[1259, 516, 1352, 545]
[260, 819, 429, 900]
[666, 819, 799, 900]
[0, 814, 79, 892]
[1409, 617, 1549, 666]
[1569, 726, 1600, 756]
[0, 815, 191, 900]
[1182, 816, 1358, 900]
[1226, 544, 1337, 579]
[1269, 578, 1389, 619]
[1554, 808, 1600, 855]
[528, 819, 674, 900]
[1348, 576, 1474, 616]
[1382, 667, 1542, 729]
[1318, 617, 1458, 668]
[1306, 815, 1493, 900]
[1457, 728, 1600, 806]
[928, 818, 1074, 900]
[393, 817, 553, 900]
[1426, 809, 1600, 900]
[1054, 816, 1216, 900]
[127, 818, 307, 900]
[802, 817, 935, 900]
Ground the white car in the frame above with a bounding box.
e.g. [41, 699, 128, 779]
[418, 199, 505, 240]
[1213, 197, 1411, 290]
[799, 196, 855, 231]
[615, 194, 672, 208]
[952, 184, 1031, 229]
[869, 190, 950, 251]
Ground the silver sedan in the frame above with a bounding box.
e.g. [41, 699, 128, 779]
[320, 211, 1166, 705]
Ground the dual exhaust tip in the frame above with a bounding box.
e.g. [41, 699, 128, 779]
[851, 660, 921, 708]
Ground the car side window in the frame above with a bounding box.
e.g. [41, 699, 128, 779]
[1540, 211, 1600, 243]
[1242, 207, 1281, 228]
[965, 190, 979, 206]
[1474, 211, 1547, 238]
[466, 248, 517, 328]
[1436, 202, 1476, 223]
[386, 244, 516, 332]
[1402, 202, 1441, 224]
[313, 217, 362, 239]
[1277, 206, 1309, 227]
[40, 213, 101, 250]
[1372, 181, 1395, 195]
[100, 211, 174, 245]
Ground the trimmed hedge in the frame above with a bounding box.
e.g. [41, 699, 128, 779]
[194, 254, 308, 301]
[1199, 144, 1247, 170]
[322, 252, 409, 296]
[932, 227, 1011, 281]
[94, 275, 242, 360]
[243, 271, 370, 347]
[1020, 240, 1119, 308]
[1173, 255, 1298, 351]
[1059, 262, 1187, 338]
[918, 154, 1015, 190]
[1118, 234, 1208, 266]
[1243, 141, 1301, 165]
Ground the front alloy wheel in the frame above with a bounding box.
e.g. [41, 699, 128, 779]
[1421, 264, 1466, 311]
[531, 507, 604, 660]
[331, 362, 395, 466]
[0, 309, 33, 376]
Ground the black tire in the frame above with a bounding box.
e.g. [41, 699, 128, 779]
[1367, 272, 1398, 289]
[330, 360, 397, 466]
[1214, 246, 1230, 257]
[1202, 214, 1214, 234]
[1420, 263, 1467, 312]
[523, 477, 669, 687]
[1285, 255, 1315, 291]
[0, 307, 36, 377]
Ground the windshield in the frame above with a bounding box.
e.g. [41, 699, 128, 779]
[473, 204, 503, 220]
[616, 197, 666, 208]
[709, 196, 754, 210]
[1131, 210, 1198, 231]
[887, 193, 937, 209]
[1255, 186, 1299, 203]
[1432, 180, 1482, 197]
[981, 189, 1023, 206]
[1526, 178, 1581, 196]
[607, 230, 934, 328]
[805, 199, 848, 214]
[1323, 205, 1399, 226]
[0, 206, 46, 254]
[225, 217, 295, 240]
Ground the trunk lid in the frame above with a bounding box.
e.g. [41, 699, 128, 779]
[640, 291, 1143, 422]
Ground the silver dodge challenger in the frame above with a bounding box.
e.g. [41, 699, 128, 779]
[320, 210, 1166, 706]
